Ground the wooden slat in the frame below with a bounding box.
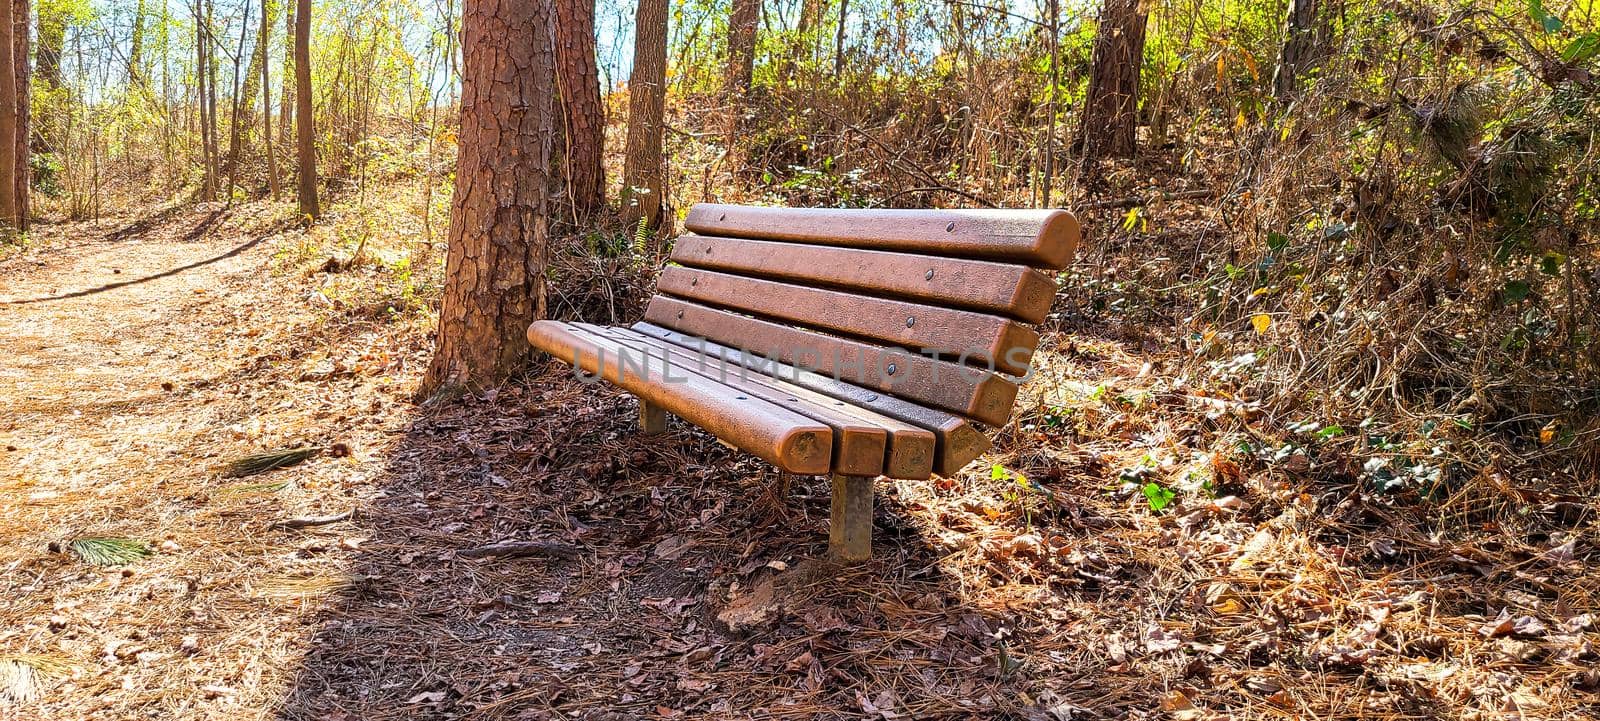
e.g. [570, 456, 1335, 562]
[593, 324, 936, 480]
[645, 296, 1019, 425]
[670, 234, 1057, 323]
[565, 324, 890, 477]
[656, 266, 1039, 376]
[527, 320, 833, 474]
[633, 322, 992, 475]
[685, 203, 1081, 269]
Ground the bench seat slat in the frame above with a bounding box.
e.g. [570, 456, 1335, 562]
[644, 296, 1019, 426]
[593, 324, 938, 479]
[685, 204, 1081, 269]
[527, 320, 833, 474]
[656, 266, 1039, 375]
[565, 323, 892, 477]
[633, 322, 991, 476]
[670, 234, 1057, 323]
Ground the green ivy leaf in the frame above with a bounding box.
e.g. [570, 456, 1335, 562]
[1503, 280, 1532, 303]
[1562, 33, 1600, 63]
[1141, 482, 1175, 512]
[1541, 252, 1565, 276]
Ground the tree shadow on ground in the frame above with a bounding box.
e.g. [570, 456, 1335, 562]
[273, 363, 1034, 720]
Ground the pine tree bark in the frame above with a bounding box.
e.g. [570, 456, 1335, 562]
[553, 0, 603, 217]
[1076, 0, 1148, 164]
[621, 0, 667, 234]
[14, 0, 28, 229]
[293, 0, 318, 218]
[0, 0, 17, 228]
[421, 0, 557, 396]
[1272, 0, 1321, 100]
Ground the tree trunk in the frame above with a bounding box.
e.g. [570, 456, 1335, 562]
[14, 0, 28, 230]
[0, 0, 17, 228]
[129, 0, 145, 86]
[261, 0, 280, 199]
[195, 0, 215, 200]
[620, 0, 667, 234]
[727, 0, 758, 100]
[421, 0, 557, 396]
[1076, 0, 1148, 164]
[832, 0, 848, 76]
[1273, 0, 1321, 100]
[553, 0, 603, 217]
[225, 0, 251, 201]
[725, 0, 758, 153]
[280, 0, 293, 151]
[293, 0, 318, 219]
[34, 3, 58, 90]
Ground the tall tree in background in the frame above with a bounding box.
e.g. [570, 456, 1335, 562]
[293, 0, 318, 218]
[422, 0, 557, 395]
[725, 0, 758, 153]
[14, 0, 28, 229]
[129, 0, 145, 86]
[194, 0, 216, 200]
[1273, 0, 1323, 100]
[260, 0, 280, 198]
[554, 0, 603, 217]
[1076, 0, 1147, 164]
[0, 0, 16, 228]
[727, 0, 758, 103]
[621, 0, 667, 234]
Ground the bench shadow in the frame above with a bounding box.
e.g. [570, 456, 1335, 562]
[272, 364, 1031, 720]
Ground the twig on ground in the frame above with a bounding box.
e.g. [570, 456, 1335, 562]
[457, 540, 581, 561]
[271, 510, 354, 529]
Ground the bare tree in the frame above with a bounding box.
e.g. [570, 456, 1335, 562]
[422, 0, 557, 396]
[261, 0, 280, 198]
[725, 0, 758, 153]
[294, 0, 318, 218]
[0, 0, 17, 227]
[1076, 0, 1148, 164]
[621, 0, 667, 234]
[554, 0, 603, 217]
[13, 0, 28, 229]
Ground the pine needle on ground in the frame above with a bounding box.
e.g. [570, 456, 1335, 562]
[66, 538, 152, 567]
[222, 447, 322, 478]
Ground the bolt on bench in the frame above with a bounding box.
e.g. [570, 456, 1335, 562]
[528, 203, 1080, 562]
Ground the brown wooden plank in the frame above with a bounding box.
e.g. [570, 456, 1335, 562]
[527, 320, 832, 474]
[684, 203, 1081, 269]
[564, 324, 889, 477]
[594, 324, 937, 480]
[656, 266, 1039, 375]
[632, 321, 990, 475]
[644, 296, 1019, 426]
[634, 321, 995, 475]
[670, 233, 1057, 323]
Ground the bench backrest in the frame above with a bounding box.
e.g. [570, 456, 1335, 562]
[639, 203, 1080, 427]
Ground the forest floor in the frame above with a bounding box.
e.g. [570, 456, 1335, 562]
[1, 200, 1597, 721]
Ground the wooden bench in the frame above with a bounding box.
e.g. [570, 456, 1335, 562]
[528, 203, 1080, 561]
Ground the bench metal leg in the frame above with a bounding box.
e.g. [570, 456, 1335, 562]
[639, 400, 667, 434]
[828, 474, 874, 563]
